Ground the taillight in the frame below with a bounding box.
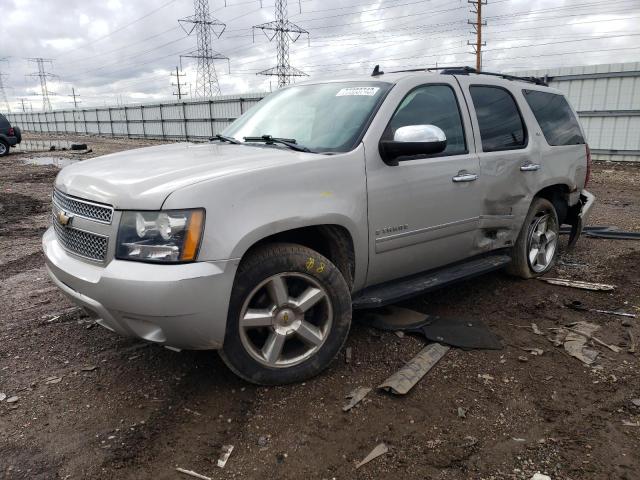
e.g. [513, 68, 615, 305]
[585, 144, 592, 188]
[8, 127, 14, 136]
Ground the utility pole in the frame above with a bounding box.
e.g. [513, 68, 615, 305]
[68, 87, 81, 108]
[27, 57, 56, 111]
[19, 98, 27, 113]
[0, 58, 10, 113]
[179, 0, 229, 97]
[171, 66, 187, 99]
[253, 0, 309, 89]
[467, 0, 487, 71]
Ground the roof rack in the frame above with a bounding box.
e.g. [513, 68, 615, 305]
[383, 65, 548, 86]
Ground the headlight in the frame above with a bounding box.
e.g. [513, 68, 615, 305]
[116, 209, 205, 263]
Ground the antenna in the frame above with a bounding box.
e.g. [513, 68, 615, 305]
[253, 0, 309, 89]
[179, 0, 229, 97]
[27, 57, 56, 112]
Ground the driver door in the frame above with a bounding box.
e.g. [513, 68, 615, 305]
[364, 79, 481, 286]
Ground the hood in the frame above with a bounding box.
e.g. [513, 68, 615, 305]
[55, 142, 313, 209]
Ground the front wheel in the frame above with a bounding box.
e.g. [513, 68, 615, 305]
[507, 197, 560, 278]
[220, 243, 352, 385]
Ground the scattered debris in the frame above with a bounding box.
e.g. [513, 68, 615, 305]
[531, 323, 543, 335]
[394, 330, 405, 338]
[626, 330, 636, 354]
[522, 348, 544, 356]
[45, 376, 62, 384]
[80, 365, 97, 372]
[0, 393, 6, 401]
[530, 473, 552, 480]
[345, 346, 352, 364]
[343, 386, 371, 412]
[567, 300, 636, 318]
[6, 396, 19, 403]
[458, 436, 478, 447]
[518, 356, 529, 362]
[378, 343, 450, 395]
[540, 278, 615, 291]
[512, 437, 526, 442]
[355, 442, 388, 469]
[257, 435, 269, 447]
[175, 467, 212, 480]
[558, 322, 601, 365]
[553, 323, 621, 353]
[557, 260, 588, 268]
[216, 444, 234, 468]
[184, 408, 202, 416]
[631, 399, 640, 407]
[457, 406, 468, 418]
[478, 374, 494, 382]
[622, 420, 640, 427]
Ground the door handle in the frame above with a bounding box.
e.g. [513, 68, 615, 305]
[520, 163, 541, 172]
[452, 172, 478, 183]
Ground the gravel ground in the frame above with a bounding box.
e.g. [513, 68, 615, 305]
[1, 134, 639, 480]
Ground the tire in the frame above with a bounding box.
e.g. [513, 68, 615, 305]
[507, 197, 560, 279]
[14, 126, 21, 144]
[0, 140, 9, 157]
[220, 243, 352, 385]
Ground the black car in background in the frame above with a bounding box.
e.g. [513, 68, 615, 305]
[0, 113, 21, 156]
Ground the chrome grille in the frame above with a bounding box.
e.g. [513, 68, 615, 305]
[53, 189, 113, 224]
[53, 218, 109, 261]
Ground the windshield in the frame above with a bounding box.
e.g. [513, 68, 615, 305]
[223, 81, 392, 153]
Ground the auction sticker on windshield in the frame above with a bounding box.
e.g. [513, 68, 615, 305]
[336, 87, 380, 96]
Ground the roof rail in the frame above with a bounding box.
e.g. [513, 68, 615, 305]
[385, 65, 548, 86]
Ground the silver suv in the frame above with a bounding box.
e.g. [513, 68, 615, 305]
[44, 68, 594, 384]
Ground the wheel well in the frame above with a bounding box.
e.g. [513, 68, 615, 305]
[535, 184, 570, 224]
[247, 225, 356, 290]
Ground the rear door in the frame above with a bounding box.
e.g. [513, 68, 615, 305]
[363, 76, 481, 286]
[454, 76, 541, 251]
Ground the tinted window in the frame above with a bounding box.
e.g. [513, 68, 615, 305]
[470, 86, 526, 152]
[383, 85, 467, 156]
[0, 114, 8, 127]
[523, 90, 584, 146]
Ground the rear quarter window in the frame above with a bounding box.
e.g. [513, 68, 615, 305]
[469, 86, 526, 152]
[523, 90, 585, 146]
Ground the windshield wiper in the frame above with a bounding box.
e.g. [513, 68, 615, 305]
[243, 135, 312, 153]
[211, 134, 241, 144]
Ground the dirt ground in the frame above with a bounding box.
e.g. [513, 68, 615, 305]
[1, 133, 639, 480]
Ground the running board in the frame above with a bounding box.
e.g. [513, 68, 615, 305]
[352, 254, 512, 309]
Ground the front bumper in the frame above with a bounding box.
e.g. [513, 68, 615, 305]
[43, 227, 238, 350]
[567, 189, 596, 248]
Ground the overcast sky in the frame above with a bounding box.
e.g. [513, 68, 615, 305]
[1, 0, 639, 111]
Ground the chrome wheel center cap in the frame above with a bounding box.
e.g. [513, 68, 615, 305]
[274, 308, 300, 334]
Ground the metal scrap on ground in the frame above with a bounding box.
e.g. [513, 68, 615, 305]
[567, 300, 636, 318]
[378, 343, 450, 395]
[355, 442, 389, 469]
[540, 278, 615, 291]
[343, 387, 371, 412]
[561, 322, 601, 365]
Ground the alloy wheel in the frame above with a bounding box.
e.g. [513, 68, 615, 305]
[527, 213, 558, 273]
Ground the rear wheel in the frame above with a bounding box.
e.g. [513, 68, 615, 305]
[220, 243, 352, 385]
[507, 197, 559, 278]
[0, 140, 8, 157]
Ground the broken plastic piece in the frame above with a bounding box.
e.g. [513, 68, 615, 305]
[176, 468, 211, 480]
[343, 387, 371, 412]
[356, 442, 388, 469]
[540, 278, 615, 291]
[217, 444, 234, 468]
[379, 343, 450, 395]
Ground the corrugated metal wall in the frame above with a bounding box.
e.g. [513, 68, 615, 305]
[6, 94, 266, 142]
[512, 63, 640, 162]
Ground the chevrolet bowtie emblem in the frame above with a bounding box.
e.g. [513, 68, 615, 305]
[56, 210, 73, 227]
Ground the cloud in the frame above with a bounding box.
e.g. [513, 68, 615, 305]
[0, 0, 638, 111]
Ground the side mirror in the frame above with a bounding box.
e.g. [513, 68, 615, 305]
[379, 125, 447, 164]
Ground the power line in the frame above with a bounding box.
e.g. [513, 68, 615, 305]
[253, 0, 310, 88]
[27, 58, 56, 112]
[179, 0, 229, 97]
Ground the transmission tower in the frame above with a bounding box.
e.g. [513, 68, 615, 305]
[27, 58, 56, 112]
[253, 0, 309, 89]
[179, 0, 229, 97]
[0, 58, 10, 113]
[467, 0, 487, 71]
